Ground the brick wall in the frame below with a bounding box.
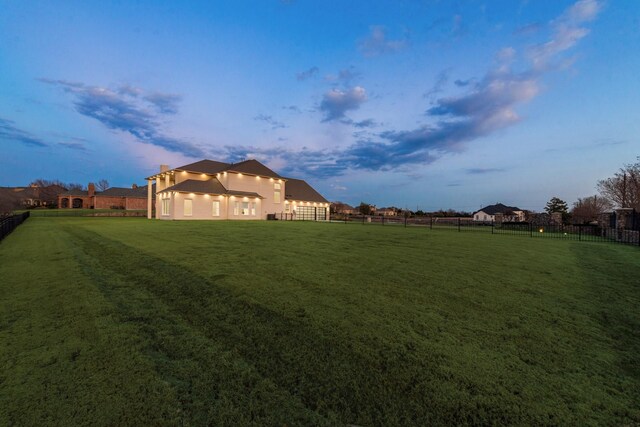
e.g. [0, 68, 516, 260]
[125, 197, 148, 210]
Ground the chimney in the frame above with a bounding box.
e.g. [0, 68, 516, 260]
[160, 164, 169, 173]
[132, 183, 138, 189]
[88, 183, 95, 197]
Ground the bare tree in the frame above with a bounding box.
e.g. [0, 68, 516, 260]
[571, 195, 612, 224]
[66, 183, 85, 191]
[96, 179, 110, 192]
[597, 158, 640, 209]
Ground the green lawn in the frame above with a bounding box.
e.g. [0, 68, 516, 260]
[1, 217, 639, 426]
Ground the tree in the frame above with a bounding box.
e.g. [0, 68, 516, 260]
[30, 178, 65, 188]
[545, 197, 568, 215]
[597, 158, 640, 209]
[571, 195, 612, 224]
[545, 196, 570, 224]
[358, 202, 373, 215]
[67, 183, 85, 191]
[96, 179, 110, 192]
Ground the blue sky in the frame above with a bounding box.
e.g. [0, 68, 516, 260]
[1, 0, 638, 211]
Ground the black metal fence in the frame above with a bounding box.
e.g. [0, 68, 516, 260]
[328, 215, 640, 247]
[0, 212, 30, 243]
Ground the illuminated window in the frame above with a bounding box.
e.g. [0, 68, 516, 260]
[212, 200, 220, 217]
[234, 201, 239, 215]
[161, 198, 170, 216]
[242, 201, 249, 215]
[274, 182, 281, 203]
[184, 199, 193, 216]
[285, 203, 290, 213]
[250, 202, 256, 216]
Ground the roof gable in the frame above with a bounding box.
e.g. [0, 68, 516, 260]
[175, 159, 231, 175]
[226, 159, 281, 178]
[284, 178, 328, 203]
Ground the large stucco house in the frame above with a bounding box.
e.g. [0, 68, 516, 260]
[145, 159, 330, 221]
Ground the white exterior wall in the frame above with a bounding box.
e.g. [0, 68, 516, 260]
[223, 173, 284, 219]
[166, 192, 263, 220]
[473, 211, 493, 221]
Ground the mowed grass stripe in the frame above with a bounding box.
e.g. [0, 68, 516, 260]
[0, 219, 183, 425]
[62, 225, 460, 425]
[60, 225, 330, 426]
[1, 217, 639, 425]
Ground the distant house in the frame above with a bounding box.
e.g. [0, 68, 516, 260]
[331, 202, 355, 215]
[58, 183, 153, 210]
[377, 207, 398, 217]
[473, 203, 525, 222]
[0, 184, 66, 208]
[145, 159, 329, 220]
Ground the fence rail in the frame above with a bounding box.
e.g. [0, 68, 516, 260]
[0, 212, 30, 243]
[328, 215, 640, 247]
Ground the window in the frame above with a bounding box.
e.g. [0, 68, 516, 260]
[250, 202, 256, 216]
[161, 198, 170, 216]
[234, 201, 239, 215]
[274, 182, 281, 203]
[242, 201, 249, 215]
[285, 203, 290, 213]
[184, 199, 193, 216]
[212, 200, 220, 217]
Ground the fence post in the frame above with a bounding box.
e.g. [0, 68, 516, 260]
[491, 220, 494, 234]
[579, 225, 581, 241]
[430, 217, 433, 230]
[458, 218, 461, 232]
[362, 215, 365, 225]
[404, 216, 407, 228]
[382, 216, 385, 226]
[530, 223, 533, 238]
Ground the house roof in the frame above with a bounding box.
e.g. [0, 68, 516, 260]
[475, 203, 523, 215]
[149, 158, 283, 179]
[100, 185, 153, 198]
[61, 184, 154, 198]
[284, 178, 328, 203]
[174, 159, 230, 175]
[60, 189, 89, 196]
[159, 178, 263, 198]
[225, 159, 282, 178]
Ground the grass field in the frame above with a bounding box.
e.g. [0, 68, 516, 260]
[1, 217, 639, 425]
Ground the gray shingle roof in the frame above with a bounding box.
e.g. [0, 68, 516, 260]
[284, 178, 328, 203]
[174, 160, 231, 175]
[60, 184, 154, 198]
[475, 203, 523, 215]
[100, 185, 152, 198]
[225, 159, 282, 178]
[166, 158, 282, 179]
[159, 178, 263, 198]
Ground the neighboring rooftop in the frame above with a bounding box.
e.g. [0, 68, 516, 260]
[475, 203, 523, 215]
[61, 184, 153, 197]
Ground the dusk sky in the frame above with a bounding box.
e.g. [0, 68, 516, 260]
[1, 0, 638, 211]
